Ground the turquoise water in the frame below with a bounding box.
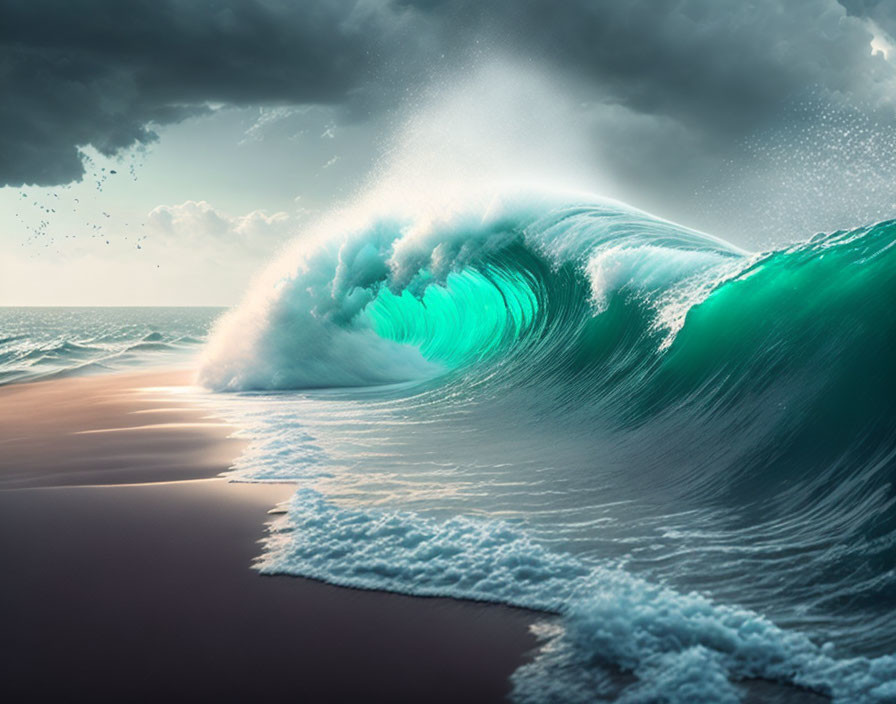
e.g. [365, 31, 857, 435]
[0, 307, 224, 385]
[199, 191, 896, 702]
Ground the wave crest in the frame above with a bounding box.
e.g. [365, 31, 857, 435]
[198, 190, 740, 390]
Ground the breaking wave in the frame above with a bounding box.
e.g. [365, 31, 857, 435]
[200, 189, 896, 702]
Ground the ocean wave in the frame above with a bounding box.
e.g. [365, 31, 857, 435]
[0, 307, 222, 386]
[200, 188, 896, 701]
[199, 191, 744, 391]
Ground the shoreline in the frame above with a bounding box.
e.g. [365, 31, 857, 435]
[0, 369, 539, 702]
[0, 368, 242, 488]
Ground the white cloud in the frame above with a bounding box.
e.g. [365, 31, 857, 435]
[868, 20, 895, 60]
[1, 201, 304, 305]
[147, 200, 294, 250]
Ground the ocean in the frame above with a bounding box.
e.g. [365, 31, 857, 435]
[4, 190, 895, 702]
[0, 306, 223, 386]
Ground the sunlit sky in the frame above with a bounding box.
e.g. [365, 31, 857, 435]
[2, 1, 896, 306]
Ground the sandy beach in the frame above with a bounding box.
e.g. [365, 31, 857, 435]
[0, 370, 537, 702]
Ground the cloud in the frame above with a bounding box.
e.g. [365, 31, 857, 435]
[840, 0, 896, 42]
[147, 200, 294, 253]
[2, 0, 896, 200]
[0, 0, 412, 186]
[240, 106, 311, 144]
[490, 0, 895, 127]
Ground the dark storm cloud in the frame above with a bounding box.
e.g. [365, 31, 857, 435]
[0, 0, 410, 186]
[425, 0, 894, 138]
[402, 0, 896, 231]
[840, 0, 896, 37]
[2, 0, 894, 188]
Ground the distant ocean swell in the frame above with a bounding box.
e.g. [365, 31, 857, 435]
[200, 191, 896, 702]
[0, 307, 220, 385]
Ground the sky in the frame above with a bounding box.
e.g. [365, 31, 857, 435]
[2, 0, 896, 305]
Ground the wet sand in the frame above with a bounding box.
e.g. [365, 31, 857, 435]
[0, 371, 537, 702]
[0, 369, 242, 488]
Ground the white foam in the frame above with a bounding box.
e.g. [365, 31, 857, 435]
[254, 487, 896, 703]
